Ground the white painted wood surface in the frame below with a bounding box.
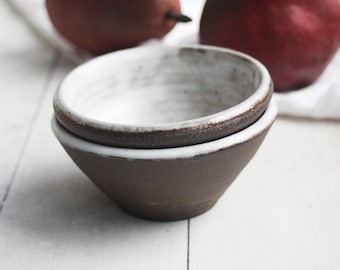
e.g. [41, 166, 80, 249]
[1, 2, 340, 269]
[0, 1, 55, 203]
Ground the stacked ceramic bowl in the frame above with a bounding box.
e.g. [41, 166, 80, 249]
[52, 45, 276, 221]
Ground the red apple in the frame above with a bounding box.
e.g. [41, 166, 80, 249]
[200, 0, 340, 92]
[46, 0, 191, 54]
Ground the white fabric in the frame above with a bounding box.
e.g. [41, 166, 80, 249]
[5, 0, 340, 120]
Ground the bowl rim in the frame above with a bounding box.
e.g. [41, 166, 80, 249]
[53, 44, 272, 133]
[52, 101, 277, 160]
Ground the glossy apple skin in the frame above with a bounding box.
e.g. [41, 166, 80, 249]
[46, 0, 181, 54]
[200, 0, 340, 92]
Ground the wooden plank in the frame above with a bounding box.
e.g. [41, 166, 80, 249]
[0, 1, 56, 204]
[0, 42, 188, 270]
[190, 118, 340, 270]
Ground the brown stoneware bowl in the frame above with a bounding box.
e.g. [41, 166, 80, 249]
[53, 45, 273, 148]
[52, 101, 277, 221]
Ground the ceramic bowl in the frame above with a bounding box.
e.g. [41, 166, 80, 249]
[52, 101, 277, 221]
[53, 45, 273, 148]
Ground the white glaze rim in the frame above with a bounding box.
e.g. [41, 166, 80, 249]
[52, 101, 277, 160]
[54, 45, 272, 132]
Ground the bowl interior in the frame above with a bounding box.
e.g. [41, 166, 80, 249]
[58, 46, 264, 127]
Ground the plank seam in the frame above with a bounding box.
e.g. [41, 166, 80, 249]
[187, 218, 191, 270]
[0, 51, 60, 214]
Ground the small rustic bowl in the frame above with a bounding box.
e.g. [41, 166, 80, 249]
[53, 45, 273, 148]
[52, 101, 277, 221]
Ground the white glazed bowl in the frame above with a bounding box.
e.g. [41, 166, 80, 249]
[54, 45, 273, 148]
[52, 101, 277, 221]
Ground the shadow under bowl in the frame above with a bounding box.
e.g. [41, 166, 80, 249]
[52, 101, 277, 221]
[54, 45, 273, 148]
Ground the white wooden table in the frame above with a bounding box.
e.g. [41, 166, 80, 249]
[1, 2, 340, 269]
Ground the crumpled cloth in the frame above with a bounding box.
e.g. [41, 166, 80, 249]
[5, 0, 340, 120]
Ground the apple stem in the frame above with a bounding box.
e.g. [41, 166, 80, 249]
[165, 11, 192, 23]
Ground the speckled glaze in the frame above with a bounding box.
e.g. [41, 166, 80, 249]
[52, 101, 277, 221]
[54, 45, 273, 148]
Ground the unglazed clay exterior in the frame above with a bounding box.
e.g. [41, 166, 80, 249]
[52, 101, 277, 221]
[54, 45, 273, 148]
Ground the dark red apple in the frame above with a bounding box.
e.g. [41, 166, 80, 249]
[46, 0, 191, 54]
[200, 0, 340, 92]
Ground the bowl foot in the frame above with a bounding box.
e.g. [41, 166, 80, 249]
[117, 198, 219, 221]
